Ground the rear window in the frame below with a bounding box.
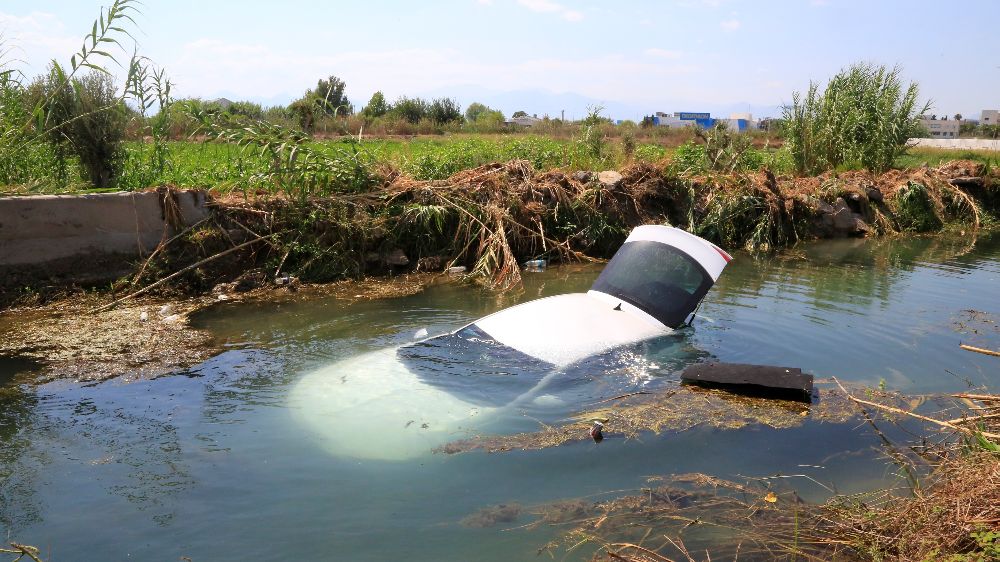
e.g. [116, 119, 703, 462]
[590, 240, 713, 328]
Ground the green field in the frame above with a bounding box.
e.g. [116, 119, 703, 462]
[2, 133, 996, 197]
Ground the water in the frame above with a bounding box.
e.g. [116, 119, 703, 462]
[1, 234, 999, 561]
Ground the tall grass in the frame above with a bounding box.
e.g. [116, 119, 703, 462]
[783, 62, 930, 175]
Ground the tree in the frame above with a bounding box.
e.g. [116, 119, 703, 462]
[954, 113, 962, 122]
[465, 102, 490, 122]
[312, 75, 352, 116]
[390, 96, 429, 123]
[362, 91, 389, 118]
[428, 97, 462, 124]
[512, 110, 528, 118]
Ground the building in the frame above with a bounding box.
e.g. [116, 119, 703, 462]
[918, 115, 960, 138]
[506, 115, 542, 127]
[982, 110, 999, 125]
[650, 111, 755, 131]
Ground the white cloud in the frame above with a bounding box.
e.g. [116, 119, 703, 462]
[516, 0, 584, 22]
[0, 11, 80, 69]
[645, 48, 682, 59]
[720, 19, 742, 31]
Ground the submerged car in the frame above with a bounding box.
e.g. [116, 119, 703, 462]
[289, 225, 732, 460]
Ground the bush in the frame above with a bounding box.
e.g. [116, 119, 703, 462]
[428, 98, 462, 124]
[783, 62, 929, 175]
[391, 96, 430, 124]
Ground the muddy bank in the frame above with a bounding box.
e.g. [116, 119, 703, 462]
[3, 158, 996, 307]
[0, 274, 438, 383]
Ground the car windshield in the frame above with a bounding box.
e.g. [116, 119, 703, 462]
[590, 240, 713, 328]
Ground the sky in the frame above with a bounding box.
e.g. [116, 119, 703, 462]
[1, 0, 998, 121]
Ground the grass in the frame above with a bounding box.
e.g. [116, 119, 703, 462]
[5, 134, 994, 197]
[896, 147, 997, 169]
[1, 135, 677, 195]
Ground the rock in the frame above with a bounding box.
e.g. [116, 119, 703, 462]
[139, 311, 149, 322]
[158, 304, 173, 317]
[865, 186, 884, 203]
[832, 206, 857, 231]
[385, 248, 410, 267]
[598, 170, 623, 188]
[233, 269, 266, 292]
[572, 171, 593, 183]
[217, 294, 230, 301]
[416, 256, 444, 272]
[212, 282, 235, 294]
[162, 314, 182, 324]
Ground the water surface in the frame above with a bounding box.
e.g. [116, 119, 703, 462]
[1, 233, 998, 561]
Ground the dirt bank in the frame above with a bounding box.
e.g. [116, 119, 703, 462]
[0, 274, 438, 383]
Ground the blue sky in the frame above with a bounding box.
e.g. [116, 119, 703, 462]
[2, 0, 997, 120]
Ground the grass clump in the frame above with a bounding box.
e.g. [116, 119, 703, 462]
[783, 62, 930, 176]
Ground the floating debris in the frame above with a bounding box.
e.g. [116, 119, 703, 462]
[437, 382, 916, 455]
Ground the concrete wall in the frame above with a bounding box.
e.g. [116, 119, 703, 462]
[0, 190, 210, 286]
[908, 138, 1000, 151]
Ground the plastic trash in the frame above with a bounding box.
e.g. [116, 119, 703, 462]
[589, 421, 604, 443]
[523, 259, 546, 271]
[446, 266, 467, 275]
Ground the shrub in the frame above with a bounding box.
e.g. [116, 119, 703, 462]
[391, 96, 429, 124]
[428, 98, 462, 124]
[783, 62, 930, 175]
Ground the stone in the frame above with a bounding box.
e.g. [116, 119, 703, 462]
[386, 248, 410, 267]
[597, 170, 623, 188]
[572, 171, 593, 183]
[866, 186, 884, 203]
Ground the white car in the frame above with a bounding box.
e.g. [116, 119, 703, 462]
[290, 225, 732, 460]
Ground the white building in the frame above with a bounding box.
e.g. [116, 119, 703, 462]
[918, 116, 960, 138]
[507, 115, 542, 127]
[982, 110, 999, 126]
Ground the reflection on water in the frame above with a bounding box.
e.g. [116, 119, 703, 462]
[0, 233, 997, 561]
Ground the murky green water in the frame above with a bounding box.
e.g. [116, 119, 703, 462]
[1, 234, 999, 561]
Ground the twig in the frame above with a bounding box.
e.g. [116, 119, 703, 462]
[951, 393, 1000, 402]
[589, 391, 653, 406]
[609, 543, 679, 562]
[130, 215, 211, 286]
[94, 232, 281, 312]
[833, 378, 1000, 439]
[0, 543, 43, 562]
[947, 412, 1000, 425]
[960, 344, 1000, 358]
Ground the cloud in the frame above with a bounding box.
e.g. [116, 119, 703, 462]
[720, 19, 742, 31]
[516, 0, 584, 22]
[163, 39, 714, 107]
[645, 48, 682, 59]
[0, 11, 80, 69]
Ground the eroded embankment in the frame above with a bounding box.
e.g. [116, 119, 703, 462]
[127, 158, 1000, 295]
